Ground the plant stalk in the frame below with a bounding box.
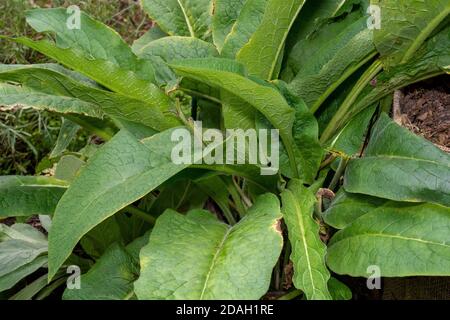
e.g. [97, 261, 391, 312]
[222, 176, 247, 217]
[328, 158, 349, 191]
[320, 60, 383, 144]
[311, 51, 377, 113]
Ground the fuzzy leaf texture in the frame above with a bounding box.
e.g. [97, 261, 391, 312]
[237, 0, 306, 80]
[134, 194, 283, 300]
[171, 58, 300, 177]
[0, 64, 180, 131]
[141, 0, 213, 40]
[372, 0, 450, 67]
[323, 190, 388, 230]
[0, 176, 67, 218]
[63, 238, 146, 300]
[48, 129, 189, 280]
[0, 224, 48, 279]
[220, 0, 269, 58]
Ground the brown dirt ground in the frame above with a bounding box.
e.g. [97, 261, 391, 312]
[395, 76, 450, 149]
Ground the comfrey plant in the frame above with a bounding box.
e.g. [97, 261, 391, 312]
[0, 0, 449, 300]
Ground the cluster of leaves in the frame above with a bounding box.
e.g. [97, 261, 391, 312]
[0, 0, 449, 300]
[0, 0, 146, 64]
[0, 0, 147, 176]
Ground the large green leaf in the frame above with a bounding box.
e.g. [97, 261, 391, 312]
[0, 63, 100, 87]
[8, 37, 171, 110]
[0, 65, 180, 131]
[63, 243, 139, 300]
[141, 0, 213, 40]
[236, 0, 306, 79]
[0, 256, 48, 293]
[48, 129, 189, 280]
[220, 0, 269, 58]
[171, 58, 299, 177]
[277, 82, 323, 183]
[25, 8, 154, 81]
[284, 0, 364, 52]
[0, 224, 48, 278]
[330, 105, 377, 157]
[135, 36, 218, 62]
[323, 190, 388, 230]
[212, 0, 247, 50]
[344, 114, 450, 207]
[281, 180, 331, 300]
[131, 26, 167, 54]
[328, 277, 352, 300]
[286, 15, 376, 111]
[327, 202, 450, 277]
[221, 92, 257, 130]
[372, 0, 450, 68]
[80, 216, 124, 260]
[0, 176, 67, 218]
[135, 194, 283, 299]
[0, 83, 103, 118]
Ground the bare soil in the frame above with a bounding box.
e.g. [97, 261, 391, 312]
[395, 76, 450, 150]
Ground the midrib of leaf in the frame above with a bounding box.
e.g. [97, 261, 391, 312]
[50, 160, 177, 277]
[0, 92, 102, 117]
[9, 37, 168, 108]
[68, 161, 173, 222]
[401, 6, 450, 64]
[220, 0, 268, 54]
[177, 0, 196, 37]
[360, 155, 449, 167]
[199, 226, 232, 299]
[289, 190, 316, 293]
[222, 21, 239, 48]
[181, 88, 222, 104]
[337, 233, 450, 249]
[267, 1, 304, 80]
[331, 0, 349, 16]
[12, 176, 68, 188]
[17, 185, 67, 189]
[2, 228, 47, 246]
